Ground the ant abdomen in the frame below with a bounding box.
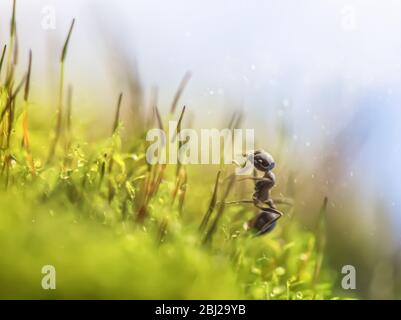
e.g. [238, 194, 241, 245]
[248, 210, 278, 235]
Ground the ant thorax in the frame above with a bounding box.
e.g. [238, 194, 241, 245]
[252, 171, 276, 204]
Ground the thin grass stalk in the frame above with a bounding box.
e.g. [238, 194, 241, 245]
[21, 50, 35, 174]
[47, 18, 75, 163]
[5, 0, 16, 84]
[199, 170, 221, 232]
[66, 85, 73, 137]
[170, 71, 191, 114]
[203, 173, 236, 245]
[312, 196, 328, 299]
[108, 92, 123, 174]
[112, 92, 123, 134]
[173, 105, 186, 177]
[146, 87, 158, 130]
[178, 167, 187, 215]
[0, 45, 7, 77]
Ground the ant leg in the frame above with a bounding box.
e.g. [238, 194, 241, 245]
[224, 199, 254, 205]
[223, 198, 291, 208]
[232, 159, 245, 168]
[253, 198, 274, 210]
[223, 173, 268, 182]
[270, 197, 293, 206]
[252, 197, 293, 208]
[236, 177, 271, 182]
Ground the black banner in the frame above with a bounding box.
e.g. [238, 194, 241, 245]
[0, 299, 388, 318]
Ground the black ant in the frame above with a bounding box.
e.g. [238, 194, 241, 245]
[229, 150, 290, 236]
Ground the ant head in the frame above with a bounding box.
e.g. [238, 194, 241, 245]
[247, 150, 275, 172]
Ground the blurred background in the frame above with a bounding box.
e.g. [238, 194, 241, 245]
[1, 0, 401, 298]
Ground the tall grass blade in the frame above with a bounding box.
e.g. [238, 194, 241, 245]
[112, 92, 123, 134]
[0, 45, 6, 76]
[170, 71, 191, 114]
[203, 173, 236, 245]
[47, 18, 75, 163]
[24, 50, 32, 101]
[199, 170, 221, 232]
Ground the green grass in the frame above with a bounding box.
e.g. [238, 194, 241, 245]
[0, 1, 344, 299]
